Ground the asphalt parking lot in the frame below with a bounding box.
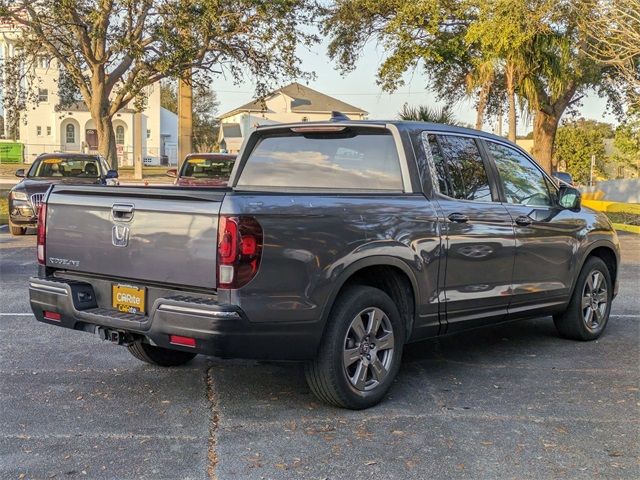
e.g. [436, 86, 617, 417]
[1, 227, 638, 479]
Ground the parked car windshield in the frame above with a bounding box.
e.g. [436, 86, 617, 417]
[28, 157, 101, 178]
[237, 131, 403, 190]
[180, 156, 235, 180]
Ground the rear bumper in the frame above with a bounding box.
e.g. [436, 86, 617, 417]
[28, 276, 321, 360]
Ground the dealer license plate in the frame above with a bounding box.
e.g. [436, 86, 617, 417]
[112, 284, 146, 314]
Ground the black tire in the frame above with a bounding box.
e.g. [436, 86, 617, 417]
[554, 257, 612, 341]
[305, 286, 405, 409]
[9, 220, 25, 236]
[127, 340, 197, 367]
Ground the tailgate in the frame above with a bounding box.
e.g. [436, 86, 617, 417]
[44, 186, 225, 289]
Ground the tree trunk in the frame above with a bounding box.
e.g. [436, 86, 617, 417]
[475, 83, 490, 131]
[505, 64, 517, 142]
[95, 114, 118, 170]
[531, 110, 559, 174]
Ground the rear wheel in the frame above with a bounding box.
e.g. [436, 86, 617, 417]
[9, 220, 25, 236]
[554, 257, 612, 341]
[305, 286, 404, 409]
[127, 340, 197, 367]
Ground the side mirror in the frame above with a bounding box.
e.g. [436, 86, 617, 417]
[105, 169, 119, 179]
[166, 168, 177, 178]
[559, 186, 581, 210]
[15, 168, 25, 178]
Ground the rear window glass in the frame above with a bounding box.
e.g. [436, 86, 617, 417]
[181, 157, 235, 179]
[29, 157, 101, 178]
[237, 132, 403, 190]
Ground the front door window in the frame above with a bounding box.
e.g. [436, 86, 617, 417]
[116, 126, 125, 145]
[66, 124, 75, 144]
[486, 142, 553, 207]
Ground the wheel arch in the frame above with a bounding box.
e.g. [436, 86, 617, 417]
[319, 256, 420, 342]
[574, 240, 619, 297]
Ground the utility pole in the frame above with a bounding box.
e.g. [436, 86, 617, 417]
[134, 111, 143, 181]
[589, 154, 596, 187]
[178, 72, 193, 170]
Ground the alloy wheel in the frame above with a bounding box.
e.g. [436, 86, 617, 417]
[342, 307, 395, 392]
[581, 270, 608, 330]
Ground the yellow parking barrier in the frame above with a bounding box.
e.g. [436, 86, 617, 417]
[582, 199, 640, 215]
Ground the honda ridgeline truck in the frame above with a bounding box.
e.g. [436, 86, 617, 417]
[29, 119, 620, 409]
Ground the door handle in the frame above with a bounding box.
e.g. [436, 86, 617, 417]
[515, 215, 533, 226]
[112, 203, 134, 222]
[447, 212, 469, 223]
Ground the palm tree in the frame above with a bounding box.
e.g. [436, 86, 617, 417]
[398, 104, 461, 125]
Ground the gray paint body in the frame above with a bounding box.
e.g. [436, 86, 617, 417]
[31, 121, 620, 360]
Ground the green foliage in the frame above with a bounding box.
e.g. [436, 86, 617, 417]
[611, 114, 640, 175]
[398, 104, 460, 125]
[554, 119, 612, 184]
[323, 0, 627, 172]
[0, 0, 318, 165]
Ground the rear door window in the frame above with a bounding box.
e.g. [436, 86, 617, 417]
[424, 134, 493, 202]
[237, 131, 403, 190]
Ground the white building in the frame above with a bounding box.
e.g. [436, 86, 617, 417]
[218, 82, 367, 153]
[0, 22, 178, 165]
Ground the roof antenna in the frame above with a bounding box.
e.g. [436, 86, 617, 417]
[330, 111, 349, 122]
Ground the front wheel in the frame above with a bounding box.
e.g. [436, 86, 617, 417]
[305, 286, 404, 409]
[127, 340, 197, 366]
[554, 257, 612, 341]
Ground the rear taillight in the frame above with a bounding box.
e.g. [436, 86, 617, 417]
[217, 216, 263, 289]
[37, 203, 47, 265]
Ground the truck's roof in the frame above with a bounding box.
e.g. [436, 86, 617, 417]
[255, 119, 516, 146]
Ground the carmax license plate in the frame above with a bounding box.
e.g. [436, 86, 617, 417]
[112, 284, 146, 314]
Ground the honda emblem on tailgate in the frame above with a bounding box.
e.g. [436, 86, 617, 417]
[112, 224, 130, 247]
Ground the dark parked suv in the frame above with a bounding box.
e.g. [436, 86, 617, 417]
[29, 120, 619, 409]
[9, 153, 118, 235]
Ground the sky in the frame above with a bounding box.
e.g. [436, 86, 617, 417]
[212, 38, 618, 137]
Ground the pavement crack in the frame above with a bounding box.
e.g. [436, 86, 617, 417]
[206, 366, 219, 480]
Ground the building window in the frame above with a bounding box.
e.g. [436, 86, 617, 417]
[38, 88, 48, 102]
[146, 129, 151, 139]
[36, 126, 42, 136]
[37, 56, 50, 69]
[66, 124, 75, 143]
[46, 126, 51, 136]
[116, 126, 125, 145]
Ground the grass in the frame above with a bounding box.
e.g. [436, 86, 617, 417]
[0, 163, 25, 177]
[0, 189, 9, 226]
[605, 211, 640, 227]
[0, 163, 175, 184]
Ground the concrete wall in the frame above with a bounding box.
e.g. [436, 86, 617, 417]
[582, 179, 640, 203]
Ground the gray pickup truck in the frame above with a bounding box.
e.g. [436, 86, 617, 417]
[29, 120, 620, 409]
